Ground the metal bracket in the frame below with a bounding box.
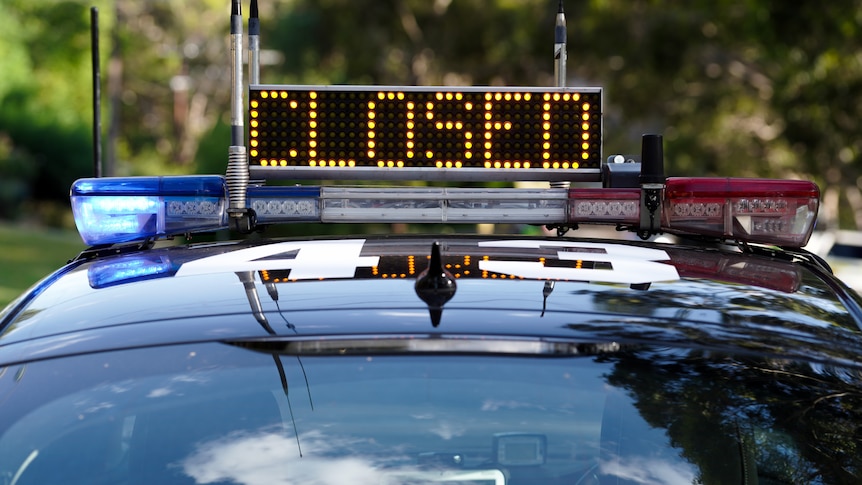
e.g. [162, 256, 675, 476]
[638, 183, 664, 239]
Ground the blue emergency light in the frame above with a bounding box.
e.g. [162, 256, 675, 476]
[71, 176, 228, 245]
[87, 254, 179, 288]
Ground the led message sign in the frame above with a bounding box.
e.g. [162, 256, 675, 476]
[248, 86, 601, 180]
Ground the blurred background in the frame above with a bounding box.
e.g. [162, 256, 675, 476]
[2, 0, 862, 303]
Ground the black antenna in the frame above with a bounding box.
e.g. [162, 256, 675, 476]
[249, 0, 260, 84]
[415, 242, 457, 328]
[90, 6, 102, 177]
[638, 134, 665, 239]
[269, 284, 315, 411]
[540, 280, 554, 317]
[273, 354, 304, 457]
[237, 269, 307, 457]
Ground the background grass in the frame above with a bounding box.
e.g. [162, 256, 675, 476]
[0, 223, 85, 308]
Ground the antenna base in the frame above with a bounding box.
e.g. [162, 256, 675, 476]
[228, 209, 257, 234]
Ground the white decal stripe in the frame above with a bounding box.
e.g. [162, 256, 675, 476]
[176, 240, 379, 280]
[477, 240, 680, 284]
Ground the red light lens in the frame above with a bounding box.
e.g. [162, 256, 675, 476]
[663, 178, 820, 247]
[566, 178, 820, 247]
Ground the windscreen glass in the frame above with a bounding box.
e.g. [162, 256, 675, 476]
[0, 341, 859, 485]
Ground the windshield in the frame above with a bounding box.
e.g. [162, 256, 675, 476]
[0, 341, 859, 485]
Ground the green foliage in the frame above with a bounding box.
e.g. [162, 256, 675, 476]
[0, 134, 36, 219]
[0, 0, 111, 126]
[0, 5, 31, 104]
[573, 0, 862, 228]
[0, 98, 93, 208]
[266, 0, 553, 86]
[0, 223, 85, 308]
[0, 0, 112, 223]
[194, 117, 232, 176]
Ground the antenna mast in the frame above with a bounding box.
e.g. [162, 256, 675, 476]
[249, 0, 260, 85]
[554, 0, 567, 88]
[90, 6, 102, 178]
[226, 0, 253, 232]
[550, 1, 569, 190]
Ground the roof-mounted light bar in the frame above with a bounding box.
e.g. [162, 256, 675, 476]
[569, 178, 820, 246]
[71, 176, 227, 245]
[70, 175, 818, 248]
[248, 185, 320, 223]
[662, 177, 819, 247]
[319, 187, 568, 223]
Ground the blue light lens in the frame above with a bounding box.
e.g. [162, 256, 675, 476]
[88, 254, 179, 288]
[71, 176, 227, 245]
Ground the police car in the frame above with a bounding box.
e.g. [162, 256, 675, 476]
[2, 2, 862, 484]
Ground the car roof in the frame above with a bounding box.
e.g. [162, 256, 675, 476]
[2, 234, 861, 368]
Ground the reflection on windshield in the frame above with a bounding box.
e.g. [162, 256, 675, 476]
[180, 426, 700, 485]
[183, 429, 401, 485]
[599, 456, 696, 485]
[181, 428, 511, 485]
[0, 342, 859, 485]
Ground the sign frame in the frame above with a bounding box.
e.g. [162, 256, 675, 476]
[247, 84, 602, 182]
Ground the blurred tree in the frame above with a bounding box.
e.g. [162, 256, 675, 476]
[603, 349, 862, 483]
[572, 0, 862, 229]
[107, 0, 231, 172]
[0, 0, 111, 218]
[264, 0, 554, 86]
[0, 0, 231, 223]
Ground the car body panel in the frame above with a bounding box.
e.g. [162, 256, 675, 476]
[2, 236, 861, 369]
